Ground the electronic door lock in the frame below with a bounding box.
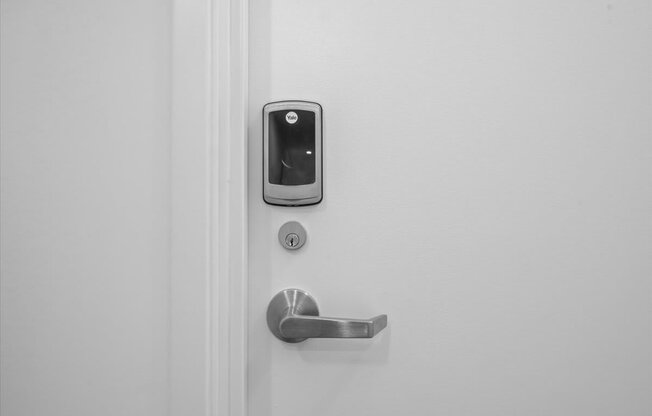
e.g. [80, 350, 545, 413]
[263, 101, 322, 206]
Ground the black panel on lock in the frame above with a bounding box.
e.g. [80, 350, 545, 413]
[268, 110, 316, 185]
[263, 101, 322, 206]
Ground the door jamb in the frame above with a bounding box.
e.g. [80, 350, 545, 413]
[169, 0, 248, 415]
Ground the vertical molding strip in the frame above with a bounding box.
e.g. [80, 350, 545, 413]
[214, 0, 248, 415]
[170, 0, 247, 415]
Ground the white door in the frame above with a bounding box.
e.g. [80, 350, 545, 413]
[247, 1, 652, 415]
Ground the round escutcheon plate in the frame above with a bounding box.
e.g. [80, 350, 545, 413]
[266, 288, 319, 343]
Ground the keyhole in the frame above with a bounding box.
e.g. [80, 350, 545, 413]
[285, 233, 299, 247]
[278, 221, 306, 251]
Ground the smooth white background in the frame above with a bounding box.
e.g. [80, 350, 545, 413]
[248, 1, 652, 415]
[1, 1, 171, 414]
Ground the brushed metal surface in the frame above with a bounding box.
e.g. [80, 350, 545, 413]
[266, 288, 388, 343]
[278, 221, 307, 250]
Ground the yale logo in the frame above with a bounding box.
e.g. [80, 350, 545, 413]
[285, 111, 298, 124]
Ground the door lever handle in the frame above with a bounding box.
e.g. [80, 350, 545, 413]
[267, 288, 388, 343]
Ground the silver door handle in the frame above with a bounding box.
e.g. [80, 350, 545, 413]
[266, 288, 388, 343]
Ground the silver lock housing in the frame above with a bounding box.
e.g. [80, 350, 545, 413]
[263, 101, 323, 206]
[278, 221, 307, 250]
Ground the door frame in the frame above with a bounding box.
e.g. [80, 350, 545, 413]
[169, 0, 248, 415]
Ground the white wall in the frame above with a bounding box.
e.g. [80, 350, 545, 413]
[1, 1, 171, 415]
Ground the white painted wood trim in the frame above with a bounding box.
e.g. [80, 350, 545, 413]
[169, 0, 247, 415]
[214, 0, 248, 415]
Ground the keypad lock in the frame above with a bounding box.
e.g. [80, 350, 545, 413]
[263, 101, 322, 206]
